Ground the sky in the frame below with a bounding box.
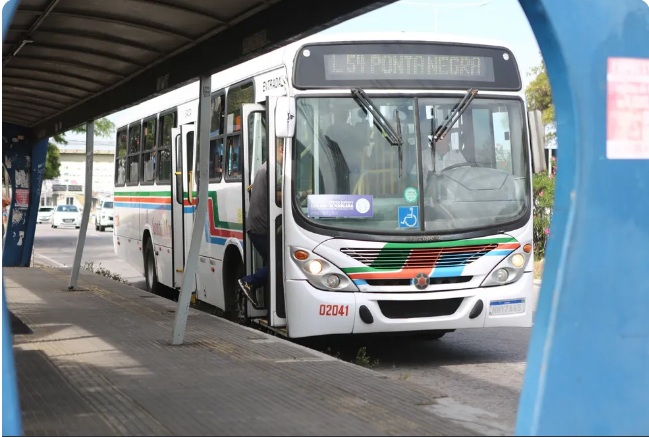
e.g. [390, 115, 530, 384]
[98, 0, 543, 135]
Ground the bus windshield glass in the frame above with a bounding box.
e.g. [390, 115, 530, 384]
[293, 95, 530, 235]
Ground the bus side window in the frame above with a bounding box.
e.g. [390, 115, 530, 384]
[226, 136, 241, 178]
[157, 111, 175, 183]
[209, 140, 224, 181]
[127, 122, 141, 185]
[115, 129, 127, 186]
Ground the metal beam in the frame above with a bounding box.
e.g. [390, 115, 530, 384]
[68, 121, 94, 290]
[171, 74, 211, 345]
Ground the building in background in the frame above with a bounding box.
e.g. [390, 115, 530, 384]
[41, 139, 114, 213]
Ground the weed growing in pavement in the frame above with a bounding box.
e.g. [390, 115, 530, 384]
[354, 347, 379, 369]
[83, 261, 130, 284]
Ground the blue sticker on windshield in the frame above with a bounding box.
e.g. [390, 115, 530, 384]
[398, 206, 419, 228]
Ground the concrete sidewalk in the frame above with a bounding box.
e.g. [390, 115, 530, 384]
[4, 266, 480, 436]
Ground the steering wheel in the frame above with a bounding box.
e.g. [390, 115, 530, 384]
[441, 161, 480, 172]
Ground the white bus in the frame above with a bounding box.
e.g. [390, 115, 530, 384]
[113, 32, 539, 339]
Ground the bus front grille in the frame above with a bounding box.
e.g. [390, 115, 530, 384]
[341, 244, 498, 270]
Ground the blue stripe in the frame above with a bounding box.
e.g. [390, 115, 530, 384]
[431, 266, 464, 278]
[353, 279, 368, 286]
[115, 202, 171, 210]
[486, 250, 514, 256]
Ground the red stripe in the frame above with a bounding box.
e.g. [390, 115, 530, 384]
[207, 197, 243, 239]
[115, 196, 171, 204]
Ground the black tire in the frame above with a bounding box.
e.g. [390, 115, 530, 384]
[99, 225, 104, 232]
[144, 239, 161, 293]
[224, 262, 248, 325]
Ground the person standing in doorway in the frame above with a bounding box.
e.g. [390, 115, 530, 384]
[238, 139, 284, 308]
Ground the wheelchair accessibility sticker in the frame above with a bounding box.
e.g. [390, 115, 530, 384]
[398, 206, 419, 228]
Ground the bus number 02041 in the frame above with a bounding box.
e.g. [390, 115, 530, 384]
[319, 304, 349, 316]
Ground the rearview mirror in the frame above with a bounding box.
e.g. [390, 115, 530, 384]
[528, 110, 547, 174]
[275, 97, 296, 138]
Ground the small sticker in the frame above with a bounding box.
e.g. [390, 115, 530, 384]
[398, 206, 419, 228]
[404, 187, 418, 203]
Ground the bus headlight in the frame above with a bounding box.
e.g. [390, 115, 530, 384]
[305, 260, 323, 274]
[492, 268, 509, 283]
[290, 246, 358, 292]
[326, 274, 341, 288]
[481, 243, 531, 287]
[511, 253, 525, 268]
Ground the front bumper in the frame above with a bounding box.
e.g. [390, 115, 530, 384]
[284, 272, 534, 338]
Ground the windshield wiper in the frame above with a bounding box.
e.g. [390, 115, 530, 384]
[352, 89, 402, 146]
[351, 88, 404, 177]
[432, 88, 478, 142]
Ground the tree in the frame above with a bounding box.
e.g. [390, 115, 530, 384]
[526, 61, 557, 259]
[44, 143, 61, 180]
[44, 118, 116, 180]
[525, 62, 555, 141]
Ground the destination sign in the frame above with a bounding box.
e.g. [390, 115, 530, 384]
[324, 54, 494, 82]
[294, 42, 521, 91]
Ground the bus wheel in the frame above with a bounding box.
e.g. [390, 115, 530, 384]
[144, 239, 161, 293]
[225, 262, 249, 325]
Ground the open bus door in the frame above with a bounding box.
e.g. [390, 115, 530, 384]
[242, 101, 286, 326]
[170, 124, 197, 289]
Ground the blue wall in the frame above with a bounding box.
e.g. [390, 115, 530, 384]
[2, 124, 48, 267]
[517, 0, 649, 434]
[3, 2, 26, 435]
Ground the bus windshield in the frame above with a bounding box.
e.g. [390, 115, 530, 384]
[293, 95, 530, 235]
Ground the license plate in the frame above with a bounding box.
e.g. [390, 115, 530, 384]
[63, 219, 73, 223]
[489, 298, 525, 316]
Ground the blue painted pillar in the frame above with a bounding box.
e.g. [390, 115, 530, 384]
[2, 123, 49, 267]
[3, 3, 26, 436]
[517, 0, 649, 435]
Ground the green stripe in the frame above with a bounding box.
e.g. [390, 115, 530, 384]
[115, 191, 171, 196]
[382, 236, 516, 250]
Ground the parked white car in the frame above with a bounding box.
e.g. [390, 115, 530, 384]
[94, 198, 114, 232]
[37, 206, 55, 224]
[51, 205, 81, 229]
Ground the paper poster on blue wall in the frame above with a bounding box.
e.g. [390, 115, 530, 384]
[398, 206, 419, 228]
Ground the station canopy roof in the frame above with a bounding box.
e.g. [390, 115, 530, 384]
[2, 0, 390, 140]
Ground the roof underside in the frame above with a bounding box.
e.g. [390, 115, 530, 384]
[3, 0, 391, 140]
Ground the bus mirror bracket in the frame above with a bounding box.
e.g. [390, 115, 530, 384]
[275, 97, 296, 138]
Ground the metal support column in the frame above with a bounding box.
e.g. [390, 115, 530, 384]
[68, 121, 94, 289]
[172, 75, 211, 345]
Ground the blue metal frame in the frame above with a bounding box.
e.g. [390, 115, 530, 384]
[517, 0, 649, 434]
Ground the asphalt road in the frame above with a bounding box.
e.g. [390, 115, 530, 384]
[30, 222, 537, 435]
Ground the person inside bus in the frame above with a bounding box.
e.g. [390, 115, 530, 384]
[322, 104, 354, 193]
[409, 133, 464, 187]
[238, 139, 285, 308]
